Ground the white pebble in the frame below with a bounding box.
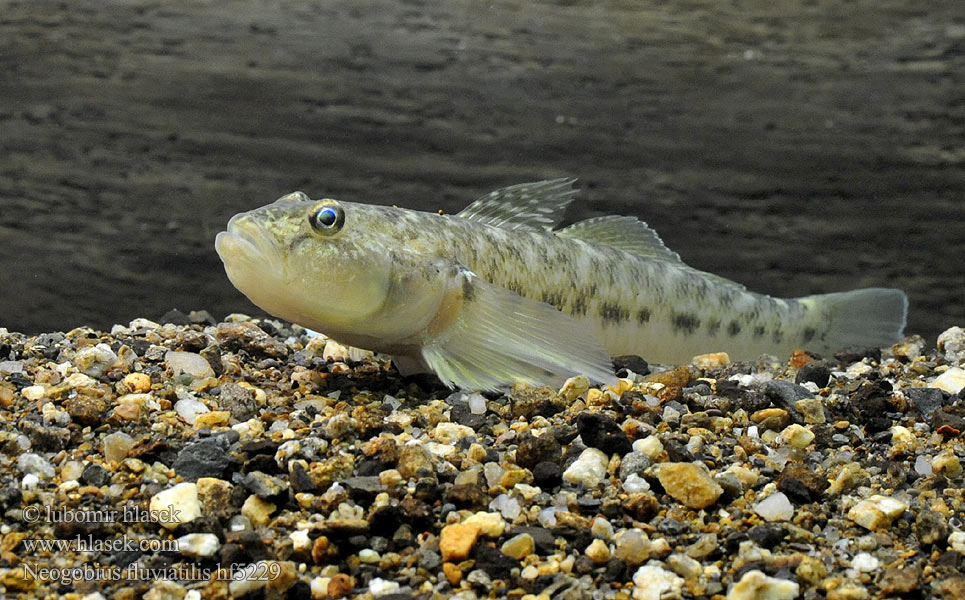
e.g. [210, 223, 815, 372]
[727, 569, 799, 600]
[73, 343, 118, 378]
[174, 397, 209, 425]
[538, 506, 563, 527]
[632, 564, 684, 600]
[623, 472, 651, 494]
[368, 577, 400, 596]
[358, 548, 380, 564]
[949, 531, 965, 553]
[290, 529, 311, 553]
[227, 563, 269, 596]
[847, 495, 908, 531]
[753, 492, 794, 522]
[914, 455, 933, 476]
[563, 447, 609, 487]
[21, 473, 40, 490]
[165, 350, 215, 378]
[17, 453, 55, 479]
[431, 422, 475, 444]
[633, 436, 664, 459]
[21, 385, 47, 401]
[932, 366, 965, 395]
[851, 552, 879, 572]
[489, 494, 522, 520]
[0, 360, 23, 374]
[176, 533, 220, 558]
[467, 392, 487, 414]
[150, 482, 201, 530]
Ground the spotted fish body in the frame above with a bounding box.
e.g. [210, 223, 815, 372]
[215, 179, 908, 391]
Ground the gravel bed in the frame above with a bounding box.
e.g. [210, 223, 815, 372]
[1, 312, 964, 599]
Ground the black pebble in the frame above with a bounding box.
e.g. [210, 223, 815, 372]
[907, 388, 946, 418]
[795, 360, 831, 388]
[834, 346, 881, 364]
[516, 432, 562, 469]
[289, 462, 317, 493]
[612, 355, 650, 377]
[158, 308, 191, 326]
[577, 413, 632, 456]
[172, 436, 232, 481]
[449, 401, 488, 432]
[81, 463, 111, 487]
[470, 542, 518, 580]
[532, 461, 562, 487]
[748, 524, 784, 548]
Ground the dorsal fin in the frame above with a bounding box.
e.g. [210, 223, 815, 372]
[456, 178, 578, 231]
[558, 215, 750, 292]
[556, 215, 683, 262]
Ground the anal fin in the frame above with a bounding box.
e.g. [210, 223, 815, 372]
[421, 270, 616, 392]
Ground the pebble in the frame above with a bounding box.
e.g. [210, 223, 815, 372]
[150, 482, 202, 530]
[463, 511, 506, 537]
[439, 522, 480, 562]
[562, 447, 609, 487]
[777, 423, 814, 448]
[174, 396, 209, 424]
[577, 412, 632, 455]
[102, 432, 135, 464]
[931, 450, 963, 477]
[176, 533, 220, 558]
[489, 493, 522, 520]
[632, 564, 684, 600]
[585, 538, 611, 563]
[753, 492, 794, 522]
[172, 436, 231, 481]
[931, 366, 965, 394]
[326, 573, 354, 598]
[850, 552, 878, 573]
[847, 495, 909, 531]
[165, 350, 215, 378]
[906, 387, 944, 417]
[692, 351, 729, 369]
[666, 553, 702, 580]
[368, 577, 400, 596]
[122, 372, 152, 393]
[241, 494, 276, 526]
[651, 462, 723, 509]
[937, 326, 965, 363]
[795, 397, 827, 423]
[466, 391, 487, 414]
[17, 453, 55, 479]
[613, 529, 650, 566]
[500, 533, 535, 559]
[559, 375, 590, 401]
[727, 570, 799, 600]
[73, 343, 118, 377]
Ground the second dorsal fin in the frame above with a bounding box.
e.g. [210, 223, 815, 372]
[456, 179, 578, 231]
[556, 215, 683, 262]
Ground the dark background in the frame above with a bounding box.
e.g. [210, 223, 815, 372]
[1, 0, 962, 344]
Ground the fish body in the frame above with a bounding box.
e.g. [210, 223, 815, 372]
[216, 179, 907, 391]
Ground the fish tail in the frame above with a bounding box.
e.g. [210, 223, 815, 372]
[802, 288, 908, 351]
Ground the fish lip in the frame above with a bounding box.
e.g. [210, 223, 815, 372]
[215, 213, 279, 265]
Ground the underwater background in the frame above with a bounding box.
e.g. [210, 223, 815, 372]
[1, 0, 962, 342]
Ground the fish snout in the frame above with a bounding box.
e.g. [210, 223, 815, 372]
[215, 213, 281, 267]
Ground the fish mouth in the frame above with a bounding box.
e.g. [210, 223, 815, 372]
[215, 213, 281, 270]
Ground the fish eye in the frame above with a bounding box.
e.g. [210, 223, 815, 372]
[308, 200, 345, 236]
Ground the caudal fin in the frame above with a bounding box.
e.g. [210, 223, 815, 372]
[803, 288, 908, 352]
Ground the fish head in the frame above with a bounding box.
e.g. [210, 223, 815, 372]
[215, 192, 400, 338]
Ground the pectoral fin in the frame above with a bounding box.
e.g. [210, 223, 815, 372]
[420, 269, 616, 392]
